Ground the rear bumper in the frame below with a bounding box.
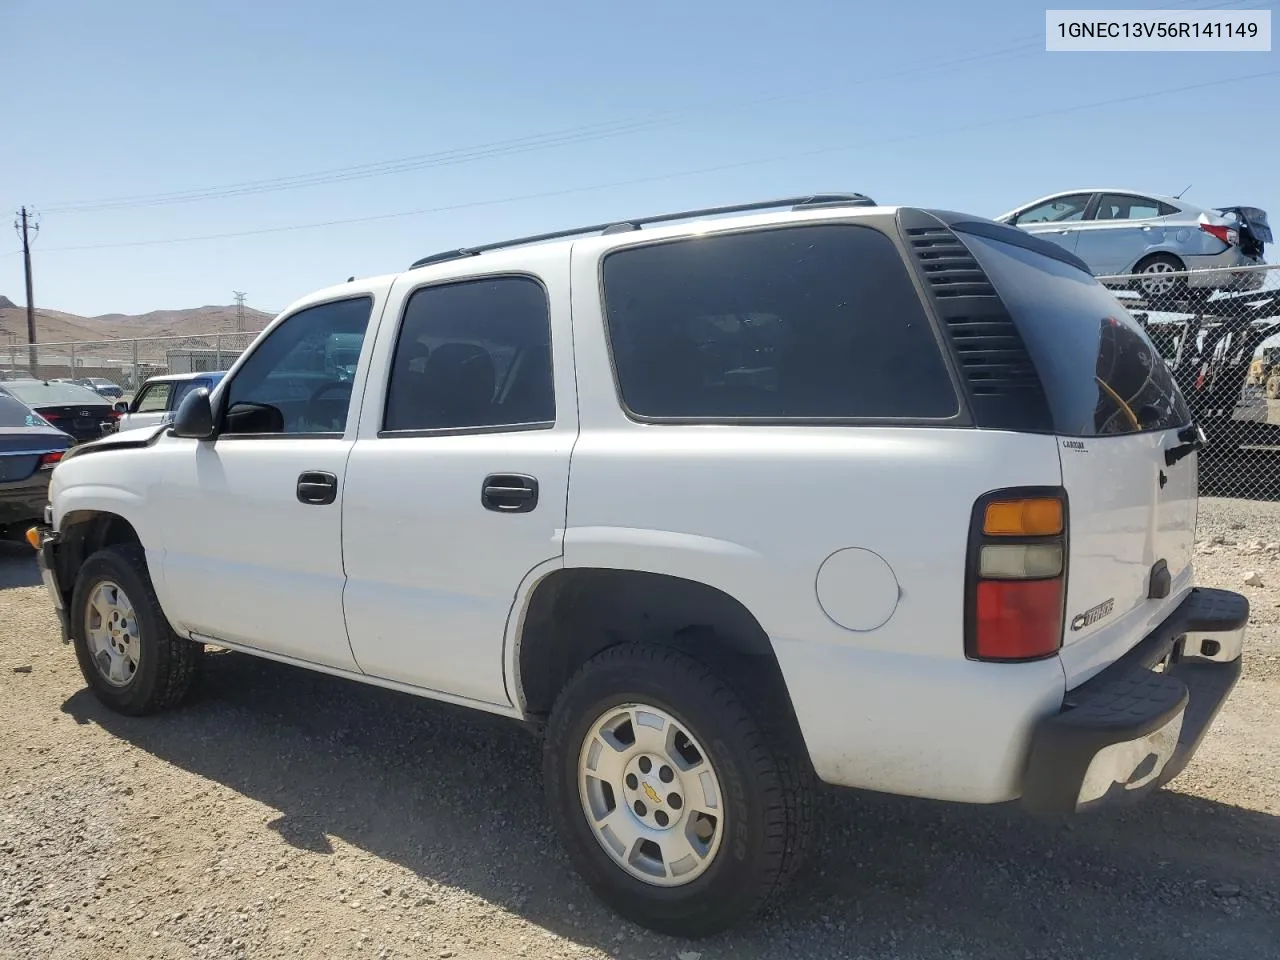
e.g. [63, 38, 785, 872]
[1021, 587, 1247, 815]
[0, 473, 53, 530]
[33, 525, 70, 643]
[1184, 251, 1266, 290]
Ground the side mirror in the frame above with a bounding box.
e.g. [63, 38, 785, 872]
[171, 387, 216, 439]
[113, 401, 129, 413]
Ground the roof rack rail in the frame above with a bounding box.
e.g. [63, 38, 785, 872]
[408, 193, 876, 269]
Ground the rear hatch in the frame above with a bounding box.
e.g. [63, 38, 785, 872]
[961, 232, 1198, 687]
[1216, 206, 1271, 259]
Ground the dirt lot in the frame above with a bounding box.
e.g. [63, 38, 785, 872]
[2, 500, 1279, 960]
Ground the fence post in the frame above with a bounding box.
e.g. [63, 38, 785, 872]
[215, 336, 223, 371]
[70, 342, 76, 376]
[131, 339, 139, 392]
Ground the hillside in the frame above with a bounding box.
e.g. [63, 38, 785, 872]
[0, 298, 273, 346]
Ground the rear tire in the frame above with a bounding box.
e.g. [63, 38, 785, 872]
[1132, 253, 1187, 303]
[70, 544, 202, 716]
[543, 643, 813, 938]
[1266, 376, 1280, 401]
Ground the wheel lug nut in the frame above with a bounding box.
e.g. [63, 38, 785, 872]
[638, 757, 651, 774]
[668, 793, 683, 810]
[659, 765, 674, 783]
[634, 800, 646, 817]
[625, 773, 638, 790]
[654, 810, 669, 827]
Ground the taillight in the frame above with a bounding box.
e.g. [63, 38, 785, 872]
[1200, 222, 1239, 246]
[38, 452, 63, 470]
[965, 488, 1068, 662]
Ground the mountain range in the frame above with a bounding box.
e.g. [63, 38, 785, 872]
[0, 296, 273, 346]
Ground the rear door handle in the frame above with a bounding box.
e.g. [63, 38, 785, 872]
[481, 474, 538, 513]
[297, 471, 338, 505]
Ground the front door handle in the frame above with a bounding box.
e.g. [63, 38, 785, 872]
[481, 474, 538, 513]
[297, 471, 338, 505]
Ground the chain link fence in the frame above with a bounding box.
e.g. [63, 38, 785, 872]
[1095, 261, 1280, 502]
[1, 332, 259, 397]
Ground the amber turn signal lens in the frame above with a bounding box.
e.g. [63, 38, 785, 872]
[25, 527, 41, 550]
[983, 498, 1063, 537]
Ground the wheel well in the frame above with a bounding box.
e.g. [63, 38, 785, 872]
[53, 512, 142, 600]
[1134, 251, 1184, 271]
[517, 568, 797, 722]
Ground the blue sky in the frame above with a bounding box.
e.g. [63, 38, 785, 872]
[3, 0, 1277, 317]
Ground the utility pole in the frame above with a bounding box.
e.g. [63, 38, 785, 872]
[13, 207, 39, 375]
[233, 291, 247, 332]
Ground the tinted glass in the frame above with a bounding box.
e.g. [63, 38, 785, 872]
[1016, 194, 1092, 224]
[962, 232, 1191, 436]
[0, 396, 52, 428]
[134, 383, 173, 413]
[384, 277, 554, 432]
[601, 225, 958, 420]
[4, 381, 108, 406]
[223, 297, 372, 435]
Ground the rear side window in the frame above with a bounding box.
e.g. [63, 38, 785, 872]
[601, 225, 959, 421]
[962, 232, 1191, 436]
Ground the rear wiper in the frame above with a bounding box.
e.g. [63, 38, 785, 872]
[1166, 424, 1206, 466]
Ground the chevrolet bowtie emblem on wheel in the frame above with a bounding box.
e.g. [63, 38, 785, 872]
[641, 782, 662, 806]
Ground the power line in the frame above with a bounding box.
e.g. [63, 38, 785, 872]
[39, 41, 1043, 215]
[35, 67, 1280, 255]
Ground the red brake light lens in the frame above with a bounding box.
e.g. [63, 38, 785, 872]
[1200, 222, 1239, 246]
[974, 580, 1064, 660]
[38, 451, 63, 470]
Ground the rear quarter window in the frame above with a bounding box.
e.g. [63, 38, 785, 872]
[601, 224, 960, 421]
[961, 231, 1191, 436]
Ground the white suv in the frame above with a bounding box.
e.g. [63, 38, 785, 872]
[31, 195, 1248, 937]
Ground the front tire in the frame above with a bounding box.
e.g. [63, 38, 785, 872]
[70, 544, 202, 716]
[543, 643, 813, 938]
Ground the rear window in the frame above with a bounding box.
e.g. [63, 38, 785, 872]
[4, 381, 107, 406]
[601, 224, 959, 421]
[0, 396, 52, 428]
[962, 232, 1191, 436]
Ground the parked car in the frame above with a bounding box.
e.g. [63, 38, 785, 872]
[0, 391, 72, 541]
[31, 194, 1247, 937]
[106, 371, 227, 435]
[2, 379, 123, 443]
[73, 377, 125, 400]
[996, 189, 1269, 299]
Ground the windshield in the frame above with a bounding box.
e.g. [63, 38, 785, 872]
[0, 395, 53, 428]
[5, 380, 110, 406]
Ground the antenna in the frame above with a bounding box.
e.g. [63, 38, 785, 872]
[1174, 183, 1192, 200]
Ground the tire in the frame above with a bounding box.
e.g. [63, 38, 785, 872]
[1132, 253, 1187, 302]
[1267, 376, 1280, 401]
[69, 544, 202, 716]
[543, 643, 813, 938]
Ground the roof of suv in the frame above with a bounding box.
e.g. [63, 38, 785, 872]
[278, 195, 1093, 319]
[142, 371, 227, 385]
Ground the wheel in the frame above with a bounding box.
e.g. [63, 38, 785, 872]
[1132, 254, 1187, 302]
[1267, 376, 1280, 401]
[70, 544, 202, 716]
[543, 643, 813, 938]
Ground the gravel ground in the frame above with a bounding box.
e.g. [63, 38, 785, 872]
[2, 501, 1279, 960]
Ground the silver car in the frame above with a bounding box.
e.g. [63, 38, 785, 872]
[996, 189, 1269, 299]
